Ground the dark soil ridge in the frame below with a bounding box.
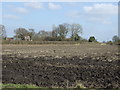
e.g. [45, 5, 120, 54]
[2, 54, 120, 88]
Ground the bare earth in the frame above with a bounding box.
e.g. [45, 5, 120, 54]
[2, 44, 120, 88]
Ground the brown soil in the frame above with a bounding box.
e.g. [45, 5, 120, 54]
[2, 44, 120, 88]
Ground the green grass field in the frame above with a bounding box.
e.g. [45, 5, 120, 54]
[1, 84, 119, 90]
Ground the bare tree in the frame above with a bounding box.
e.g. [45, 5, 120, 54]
[14, 28, 29, 40]
[70, 23, 82, 40]
[28, 29, 35, 40]
[52, 25, 59, 38]
[70, 23, 82, 36]
[38, 30, 49, 37]
[112, 35, 119, 43]
[57, 23, 69, 40]
[0, 25, 7, 39]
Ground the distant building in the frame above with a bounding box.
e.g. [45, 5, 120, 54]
[24, 36, 31, 41]
[6, 37, 14, 41]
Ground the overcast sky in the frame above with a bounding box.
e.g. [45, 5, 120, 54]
[2, 2, 118, 42]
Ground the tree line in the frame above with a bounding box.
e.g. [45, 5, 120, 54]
[14, 23, 84, 41]
[0, 24, 120, 44]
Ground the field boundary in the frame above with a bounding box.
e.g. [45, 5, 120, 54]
[2, 40, 101, 45]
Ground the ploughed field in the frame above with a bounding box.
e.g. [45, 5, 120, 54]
[2, 44, 120, 88]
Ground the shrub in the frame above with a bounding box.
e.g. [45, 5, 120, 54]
[88, 36, 96, 42]
[106, 41, 113, 45]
